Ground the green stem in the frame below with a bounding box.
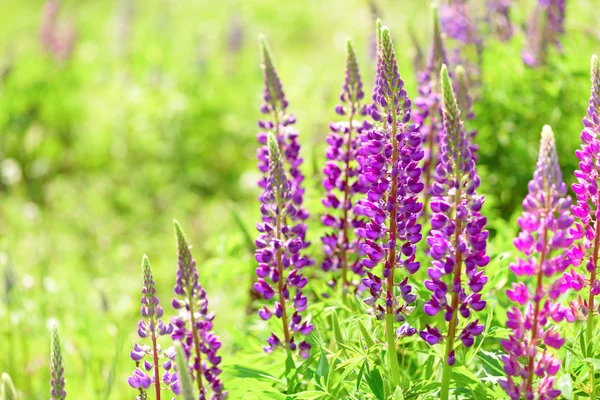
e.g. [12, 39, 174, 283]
[440, 358, 452, 400]
[588, 300, 597, 400]
[588, 213, 600, 399]
[386, 313, 401, 386]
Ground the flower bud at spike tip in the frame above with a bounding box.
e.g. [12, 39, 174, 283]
[50, 325, 66, 400]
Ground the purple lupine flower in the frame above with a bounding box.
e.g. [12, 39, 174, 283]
[486, 0, 513, 42]
[40, 0, 76, 61]
[499, 125, 574, 399]
[128, 255, 176, 399]
[522, 0, 565, 68]
[420, 65, 489, 370]
[355, 25, 423, 383]
[255, 132, 313, 358]
[171, 221, 227, 400]
[257, 36, 310, 248]
[50, 325, 66, 400]
[414, 5, 450, 215]
[367, 1, 380, 61]
[228, 13, 243, 55]
[321, 39, 372, 291]
[439, 0, 483, 89]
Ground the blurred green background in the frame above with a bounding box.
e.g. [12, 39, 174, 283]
[0, 0, 598, 397]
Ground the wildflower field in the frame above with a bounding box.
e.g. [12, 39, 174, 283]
[2, 0, 600, 399]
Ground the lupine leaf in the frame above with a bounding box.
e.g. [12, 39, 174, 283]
[175, 344, 196, 400]
[331, 311, 345, 345]
[557, 374, 573, 400]
[357, 320, 375, 348]
[316, 350, 330, 384]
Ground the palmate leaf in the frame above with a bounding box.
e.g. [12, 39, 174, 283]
[364, 363, 385, 400]
[222, 364, 284, 384]
[316, 350, 330, 385]
[337, 355, 367, 382]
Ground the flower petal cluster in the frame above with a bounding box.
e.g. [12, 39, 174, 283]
[500, 125, 574, 399]
[420, 65, 489, 364]
[171, 222, 227, 400]
[321, 39, 372, 290]
[255, 133, 313, 358]
[128, 255, 177, 398]
[356, 26, 423, 326]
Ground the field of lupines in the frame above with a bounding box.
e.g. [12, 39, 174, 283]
[1, 0, 600, 399]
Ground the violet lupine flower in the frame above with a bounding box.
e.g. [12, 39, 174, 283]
[255, 133, 313, 358]
[321, 39, 372, 291]
[171, 221, 227, 400]
[486, 0, 513, 42]
[128, 255, 177, 399]
[40, 0, 76, 61]
[50, 325, 66, 400]
[257, 36, 310, 250]
[355, 25, 423, 376]
[420, 65, 489, 366]
[414, 5, 450, 215]
[499, 125, 574, 400]
[439, 0, 483, 89]
[522, 0, 565, 68]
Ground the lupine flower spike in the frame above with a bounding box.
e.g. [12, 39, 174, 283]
[486, 0, 513, 42]
[171, 221, 227, 400]
[255, 133, 313, 358]
[455, 65, 478, 161]
[500, 125, 574, 400]
[420, 65, 489, 400]
[414, 5, 450, 216]
[568, 54, 600, 400]
[439, 0, 483, 86]
[356, 25, 424, 386]
[257, 36, 311, 250]
[321, 39, 371, 291]
[50, 325, 66, 400]
[522, 0, 565, 67]
[128, 255, 176, 399]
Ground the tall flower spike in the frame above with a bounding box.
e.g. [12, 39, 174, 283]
[567, 54, 600, 400]
[414, 5, 450, 216]
[486, 0, 513, 42]
[420, 65, 489, 400]
[499, 125, 574, 400]
[321, 39, 372, 291]
[438, 0, 483, 86]
[257, 36, 311, 252]
[128, 255, 176, 399]
[522, 0, 565, 68]
[171, 221, 227, 400]
[356, 25, 424, 386]
[50, 325, 66, 400]
[255, 133, 313, 358]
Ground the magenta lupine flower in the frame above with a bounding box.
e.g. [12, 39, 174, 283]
[566, 56, 600, 393]
[50, 325, 66, 400]
[255, 133, 313, 358]
[171, 221, 227, 400]
[522, 0, 565, 67]
[499, 125, 574, 400]
[355, 25, 423, 383]
[257, 36, 310, 249]
[321, 39, 372, 291]
[486, 0, 513, 42]
[420, 65, 489, 368]
[414, 6, 450, 215]
[128, 255, 176, 399]
[40, 0, 76, 61]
